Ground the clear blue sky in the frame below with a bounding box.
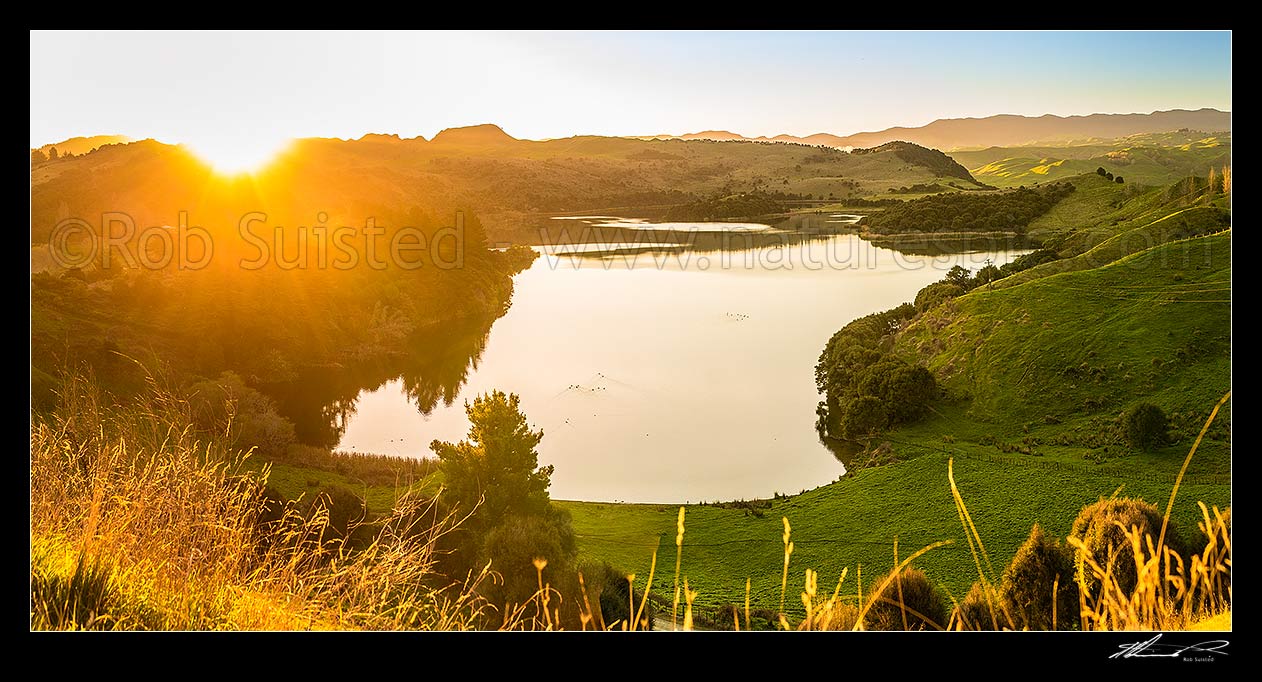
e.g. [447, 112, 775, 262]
[30, 30, 1231, 149]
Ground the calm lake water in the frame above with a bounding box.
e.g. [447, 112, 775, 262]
[325, 224, 1025, 503]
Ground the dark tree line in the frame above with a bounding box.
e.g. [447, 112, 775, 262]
[888, 182, 949, 194]
[862, 182, 1076, 234]
[813, 247, 1062, 442]
[1096, 167, 1124, 184]
[814, 303, 937, 441]
[661, 192, 787, 221]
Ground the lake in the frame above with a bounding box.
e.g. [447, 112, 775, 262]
[318, 220, 1026, 503]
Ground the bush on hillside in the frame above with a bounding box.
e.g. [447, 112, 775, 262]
[953, 581, 1009, 630]
[309, 485, 368, 544]
[188, 371, 296, 457]
[863, 567, 949, 631]
[998, 248, 1059, 277]
[974, 264, 1002, 287]
[999, 524, 1079, 630]
[914, 281, 963, 312]
[837, 395, 889, 439]
[1069, 497, 1188, 599]
[814, 302, 937, 442]
[480, 508, 580, 625]
[1122, 402, 1169, 450]
[578, 560, 656, 630]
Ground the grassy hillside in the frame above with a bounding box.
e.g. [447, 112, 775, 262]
[954, 131, 1231, 188]
[1013, 173, 1230, 286]
[897, 234, 1230, 456]
[563, 184, 1230, 616]
[560, 448, 1226, 616]
[29, 133, 989, 249]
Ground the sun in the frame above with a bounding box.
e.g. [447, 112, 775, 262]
[186, 134, 293, 176]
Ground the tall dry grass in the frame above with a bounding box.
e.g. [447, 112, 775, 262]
[1066, 392, 1232, 631]
[31, 374, 1230, 632]
[30, 372, 492, 630]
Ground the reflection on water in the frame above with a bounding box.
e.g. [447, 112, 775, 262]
[270, 224, 1027, 503]
[568, 216, 779, 233]
[263, 314, 497, 449]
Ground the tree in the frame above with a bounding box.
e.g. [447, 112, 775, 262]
[31, 148, 48, 165]
[914, 282, 963, 312]
[944, 265, 973, 290]
[1121, 402, 1168, 450]
[431, 390, 580, 626]
[431, 390, 552, 531]
[839, 395, 888, 439]
[1222, 166, 1231, 194]
[1096, 167, 1107, 177]
[975, 264, 1001, 286]
[1104, 171, 1114, 181]
[48, 146, 59, 161]
[1114, 176, 1124, 184]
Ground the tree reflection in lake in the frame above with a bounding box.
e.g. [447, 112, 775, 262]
[261, 312, 498, 449]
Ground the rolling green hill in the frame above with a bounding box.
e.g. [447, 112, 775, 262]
[563, 176, 1231, 618]
[953, 131, 1231, 188]
[29, 130, 989, 250]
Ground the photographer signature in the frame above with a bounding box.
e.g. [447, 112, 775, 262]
[1111, 634, 1229, 660]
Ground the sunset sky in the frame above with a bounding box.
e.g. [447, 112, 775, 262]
[30, 30, 1231, 152]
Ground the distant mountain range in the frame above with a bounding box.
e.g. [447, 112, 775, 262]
[33, 134, 131, 157]
[641, 108, 1231, 152]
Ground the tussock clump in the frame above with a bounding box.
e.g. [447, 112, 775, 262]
[953, 581, 1008, 630]
[862, 567, 948, 631]
[1070, 497, 1188, 599]
[998, 524, 1079, 630]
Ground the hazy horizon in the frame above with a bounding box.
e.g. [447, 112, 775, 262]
[29, 104, 1234, 147]
[31, 30, 1230, 150]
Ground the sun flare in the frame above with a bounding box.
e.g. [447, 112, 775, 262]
[186, 135, 292, 175]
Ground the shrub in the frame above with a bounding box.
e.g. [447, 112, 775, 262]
[480, 508, 579, 625]
[188, 371, 296, 457]
[914, 281, 963, 312]
[862, 567, 949, 630]
[579, 560, 656, 630]
[953, 581, 1010, 630]
[998, 248, 1060, 278]
[1069, 497, 1188, 599]
[1122, 402, 1169, 450]
[999, 524, 1079, 630]
[974, 264, 1002, 286]
[310, 485, 368, 544]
